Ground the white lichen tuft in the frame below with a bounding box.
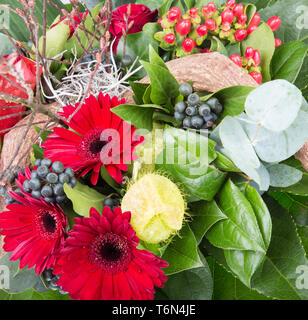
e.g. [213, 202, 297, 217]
[42, 48, 143, 107]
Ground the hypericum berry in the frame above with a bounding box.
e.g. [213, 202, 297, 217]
[253, 50, 261, 66]
[52, 161, 64, 174]
[187, 93, 200, 106]
[221, 9, 234, 24]
[189, 7, 199, 17]
[164, 33, 176, 44]
[169, 6, 181, 18]
[202, 5, 211, 17]
[234, 29, 247, 41]
[185, 106, 197, 116]
[175, 101, 187, 113]
[179, 82, 193, 96]
[247, 25, 257, 34]
[174, 111, 186, 121]
[191, 115, 204, 129]
[168, 9, 180, 22]
[205, 19, 217, 31]
[183, 117, 192, 128]
[233, 3, 244, 17]
[248, 12, 260, 27]
[245, 47, 254, 59]
[267, 16, 281, 31]
[182, 38, 196, 53]
[199, 104, 211, 117]
[175, 19, 191, 36]
[197, 25, 208, 37]
[275, 38, 282, 47]
[207, 2, 216, 12]
[250, 71, 262, 84]
[226, 0, 236, 8]
[230, 53, 242, 67]
[238, 13, 247, 25]
[222, 22, 231, 32]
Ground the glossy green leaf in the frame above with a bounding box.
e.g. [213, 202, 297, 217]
[241, 23, 275, 82]
[267, 163, 303, 187]
[206, 180, 267, 252]
[162, 224, 204, 275]
[297, 226, 308, 256]
[245, 80, 303, 132]
[214, 151, 242, 173]
[63, 182, 105, 217]
[271, 41, 308, 83]
[129, 81, 150, 105]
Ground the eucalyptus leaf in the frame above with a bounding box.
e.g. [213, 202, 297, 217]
[63, 182, 105, 217]
[267, 163, 303, 187]
[245, 80, 303, 132]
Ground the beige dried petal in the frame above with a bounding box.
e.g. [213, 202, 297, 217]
[295, 139, 308, 172]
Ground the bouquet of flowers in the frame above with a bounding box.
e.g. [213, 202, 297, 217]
[0, 0, 307, 301]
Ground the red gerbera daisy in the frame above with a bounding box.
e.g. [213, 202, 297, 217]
[42, 93, 144, 185]
[53, 206, 168, 300]
[0, 170, 68, 274]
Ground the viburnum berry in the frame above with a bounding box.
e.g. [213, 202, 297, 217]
[248, 12, 261, 28]
[233, 4, 244, 17]
[221, 9, 234, 24]
[175, 19, 191, 36]
[205, 18, 217, 31]
[267, 16, 281, 31]
[207, 2, 216, 12]
[245, 47, 254, 59]
[275, 38, 282, 47]
[189, 7, 199, 17]
[164, 33, 176, 44]
[197, 25, 208, 37]
[253, 50, 261, 66]
[238, 13, 247, 25]
[230, 54, 242, 67]
[234, 29, 247, 41]
[226, 0, 236, 8]
[182, 38, 196, 52]
[247, 25, 257, 34]
[250, 71, 262, 84]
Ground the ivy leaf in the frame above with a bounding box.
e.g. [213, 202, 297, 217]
[245, 80, 303, 132]
[128, 82, 150, 105]
[162, 224, 204, 275]
[241, 23, 275, 82]
[271, 41, 308, 83]
[63, 182, 105, 217]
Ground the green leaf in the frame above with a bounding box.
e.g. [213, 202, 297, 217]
[111, 104, 167, 131]
[135, 0, 165, 11]
[0, 253, 46, 294]
[271, 41, 308, 83]
[32, 144, 44, 160]
[0, 288, 70, 300]
[241, 23, 275, 82]
[214, 150, 242, 173]
[129, 81, 150, 105]
[33, 126, 53, 143]
[210, 36, 228, 56]
[207, 257, 272, 300]
[251, 196, 308, 300]
[0, 34, 14, 55]
[148, 44, 169, 69]
[162, 224, 204, 275]
[297, 226, 308, 256]
[267, 163, 303, 187]
[206, 180, 267, 252]
[245, 80, 303, 132]
[161, 251, 213, 300]
[156, 127, 226, 202]
[245, 3, 257, 25]
[140, 60, 179, 105]
[0, 0, 65, 41]
[219, 116, 260, 169]
[63, 181, 105, 217]
[190, 200, 227, 245]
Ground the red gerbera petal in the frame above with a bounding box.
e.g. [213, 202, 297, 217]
[0, 172, 68, 274]
[53, 207, 168, 300]
[43, 93, 144, 185]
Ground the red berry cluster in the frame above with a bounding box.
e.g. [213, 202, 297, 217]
[230, 47, 262, 84]
[154, 1, 282, 59]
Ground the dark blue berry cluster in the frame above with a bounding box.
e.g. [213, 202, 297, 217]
[22, 158, 77, 204]
[42, 269, 67, 295]
[174, 82, 223, 130]
[103, 197, 120, 211]
[1, 167, 25, 205]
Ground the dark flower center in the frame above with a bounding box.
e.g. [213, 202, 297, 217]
[89, 233, 132, 274]
[35, 209, 59, 240]
[89, 139, 107, 155]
